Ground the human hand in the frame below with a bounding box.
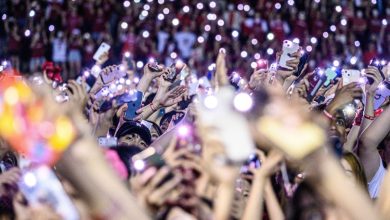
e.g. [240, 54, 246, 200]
[157, 86, 188, 108]
[326, 82, 363, 115]
[276, 51, 301, 81]
[95, 51, 109, 66]
[248, 69, 269, 90]
[363, 66, 384, 96]
[66, 80, 88, 110]
[13, 192, 62, 220]
[0, 167, 21, 195]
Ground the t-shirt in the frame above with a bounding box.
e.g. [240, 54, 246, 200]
[157, 31, 169, 53]
[174, 32, 196, 59]
[368, 158, 386, 199]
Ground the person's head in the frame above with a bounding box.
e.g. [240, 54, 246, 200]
[329, 109, 353, 143]
[341, 151, 368, 191]
[145, 120, 162, 141]
[115, 121, 152, 149]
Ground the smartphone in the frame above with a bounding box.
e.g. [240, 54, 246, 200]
[99, 92, 138, 112]
[98, 136, 118, 147]
[100, 65, 127, 85]
[19, 166, 79, 220]
[240, 154, 261, 175]
[93, 42, 110, 62]
[197, 87, 255, 162]
[123, 53, 135, 71]
[279, 40, 300, 70]
[94, 87, 110, 100]
[148, 62, 162, 72]
[124, 90, 144, 120]
[131, 147, 174, 187]
[374, 82, 390, 110]
[323, 68, 339, 87]
[256, 59, 268, 71]
[369, 58, 386, 83]
[293, 52, 309, 77]
[342, 69, 361, 86]
[307, 68, 327, 102]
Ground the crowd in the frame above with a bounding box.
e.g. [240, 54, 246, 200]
[0, 0, 390, 220]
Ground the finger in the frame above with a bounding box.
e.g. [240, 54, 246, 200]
[148, 175, 182, 201]
[147, 166, 171, 189]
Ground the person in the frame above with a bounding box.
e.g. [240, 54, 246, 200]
[115, 121, 152, 149]
[52, 31, 68, 80]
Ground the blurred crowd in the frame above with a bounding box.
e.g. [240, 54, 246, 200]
[0, 0, 390, 220]
[0, 0, 389, 81]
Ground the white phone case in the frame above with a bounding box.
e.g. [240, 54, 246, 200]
[342, 69, 361, 86]
[279, 40, 299, 70]
[93, 42, 111, 61]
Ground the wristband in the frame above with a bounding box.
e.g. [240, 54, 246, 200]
[364, 114, 375, 120]
[323, 109, 335, 120]
[375, 108, 384, 117]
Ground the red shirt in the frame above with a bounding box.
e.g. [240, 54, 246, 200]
[31, 41, 45, 58]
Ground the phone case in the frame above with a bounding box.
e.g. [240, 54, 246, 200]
[124, 91, 144, 120]
[342, 69, 361, 86]
[279, 40, 300, 70]
[197, 87, 255, 162]
[307, 69, 327, 102]
[374, 84, 390, 110]
[324, 68, 338, 87]
[93, 42, 111, 61]
[19, 166, 79, 220]
[100, 66, 127, 85]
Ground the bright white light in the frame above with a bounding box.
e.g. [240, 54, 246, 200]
[134, 160, 145, 171]
[133, 77, 140, 83]
[217, 19, 224, 26]
[141, 10, 149, 17]
[183, 5, 190, 13]
[1, 14, 6, 20]
[330, 25, 336, 32]
[354, 41, 360, 47]
[333, 60, 340, 67]
[197, 36, 204, 43]
[323, 32, 329, 38]
[121, 22, 128, 29]
[2, 60, 7, 67]
[204, 95, 218, 109]
[240, 51, 248, 58]
[142, 30, 150, 38]
[124, 51, 131, 58]
[335, 5, 342, 13]
[29, 10, 35, 17]
[314, 0, 320, 3]
[24, 29, 31, 37]
[83, 70, 90, 77]
[158, 0, 164, 4]
[378, 83, 385, 90]
[371, 0, 377, 4]
[209, 1, 216, 8]
[267, 33, 274, 41]
[170, 52, 177, 59]
[158, 13, 164, 20]
[254, 53, 261, 59]
[196, 3, 204, 10]
[215, 34, 222, 41]
[48, 25, 55, 32]
[172, 18, 179, 26]
[275, 3, 281, 10]
[136, 61, 144, 68]
[350, 56, 357, 65]
[251, 62, 257, 69]
[343, 104, 355, 116]
[207, 13, 217, 21]
[306, 45, 313, 52]
[143, 4, 150, 10]
[134, 0, 140, 3]
[234, 93, 253, 112]
[232, 30, 239, 38]
[288, 0, 295, 6]
[163, 8, 170, 15]
[243, 4, 250, 11]
[358, 77, 367, 84]
[292, 38, 300, 44]
[310, 37, 317, 44]
[251, 38, 258, 45]
[178, 125, 190, 136]
[237, 4, 244, 11]
[382, 19, 388, 26]
[123, 1, 130, 7]
[23, 172, 37, 187]
[341, 19, 347, 26]
[204, 25, 211, 32]
[208, 63, 216, 71]
[267, 48, 274, 55]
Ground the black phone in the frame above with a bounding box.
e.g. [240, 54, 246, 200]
[293, 52, 310, 77]
[306, 68, 327, 102]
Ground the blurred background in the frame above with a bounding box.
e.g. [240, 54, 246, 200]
[0, 0, 389, 81]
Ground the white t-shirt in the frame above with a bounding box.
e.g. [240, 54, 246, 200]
[52, 38, 67, 62]
[174, 32, 196, 59]
[368, 158, 386, 199]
